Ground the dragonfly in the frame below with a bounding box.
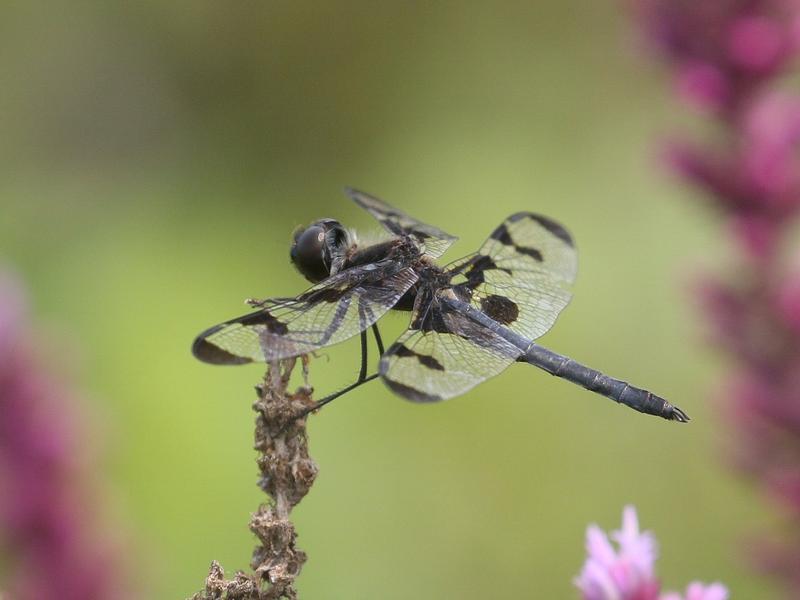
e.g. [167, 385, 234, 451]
[192, 188, 689, 423]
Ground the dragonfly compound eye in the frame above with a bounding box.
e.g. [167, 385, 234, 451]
[290, 219, 349, 283]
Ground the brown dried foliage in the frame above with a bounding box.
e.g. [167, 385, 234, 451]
[190, 357, 318, 600]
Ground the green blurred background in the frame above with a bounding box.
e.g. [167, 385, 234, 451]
[0, 2, 777, 598]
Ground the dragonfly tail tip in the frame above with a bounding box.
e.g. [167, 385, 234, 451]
[670, 405, 690, 423]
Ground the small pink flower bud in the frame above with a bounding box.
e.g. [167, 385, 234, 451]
[727, 17, 787, 72]
[776, 273, 800, 334]
[675, 62, 729, 110]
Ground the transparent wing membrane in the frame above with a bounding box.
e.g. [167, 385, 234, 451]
[445, 212, 577, 342]
[193, 263, 418, 363]
[379, 301, 521, 402]
[346, 187, 457, 259]
[381, 212, 578, 401]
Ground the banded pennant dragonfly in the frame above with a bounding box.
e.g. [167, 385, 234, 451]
[192, 189, 688, 423]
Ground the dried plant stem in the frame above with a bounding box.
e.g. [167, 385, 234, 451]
[191, 357, 317, 600]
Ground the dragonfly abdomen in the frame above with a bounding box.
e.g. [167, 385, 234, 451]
[442, 296, 689, 422]
[520, 344, 689, 422]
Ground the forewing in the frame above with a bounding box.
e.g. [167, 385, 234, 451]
[379, 303, 521, 402]
[345, 187, 457, 259]
[193, 264, 418, 364]
[446, 212, 577, 341]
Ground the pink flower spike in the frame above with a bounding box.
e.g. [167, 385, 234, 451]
[777, 273, 800, 335]
[675, 62, 728, 110]
[741, 92, 800, 204]
[0, 269, 26, 354]
[613, 506, 658, 578]
[727, 17, 786, 73]
[0, 271, 130, 599]
[575, 507, 728, 600]
[575, 506, 660, 600]
[587, 525, 618, 568]
[631, 0, 800, 593]
[792, 15, 800, 51]
[730, 214, 778, 262]
[662, 582, 729, 600]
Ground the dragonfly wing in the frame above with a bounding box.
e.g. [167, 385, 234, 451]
[345, 187, 457, 259]
[193, 262, 418, 364]
[379, 301, 521, 402]
[445, 212, 577, 342]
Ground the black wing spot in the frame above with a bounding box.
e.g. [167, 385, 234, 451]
[464, 255, 512, 286]
[238, 310, 290, 334]
[490, 223, 544, 262]
[480, 294, 519, 325]
[516, 246, 543, 261]
[393, 343, 445, 371]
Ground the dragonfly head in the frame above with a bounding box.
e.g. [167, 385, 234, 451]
[290, 218, 352, 283]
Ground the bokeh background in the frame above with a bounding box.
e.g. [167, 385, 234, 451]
[0, 2, 777, 598]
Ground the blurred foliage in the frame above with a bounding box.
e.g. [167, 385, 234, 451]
[0, 1, 777, 598]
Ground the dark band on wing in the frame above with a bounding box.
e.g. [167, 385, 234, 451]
[491, 223, 544, 262]
[392, 343, 445, 371]
[514, 212, 574, 247]
[192, 264, 418, 364]
[447, 254, 513, 287]
[515, 245, 543, 262]
[321, 295, 353, 344]
[192, 323, 253, 364]
[298, 284, 350, 304]
[374, 210, 432, 240]
[466, 255, 511, 285]
[383, 377, 442, 403]
[380, 309, 521, 403]
[238, 310, 289, 334]
[439, 210, 577, 346]
[345, 187, 457, 258]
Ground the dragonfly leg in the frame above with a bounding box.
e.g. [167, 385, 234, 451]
[357, 328, 369, 381]
[308, 373, 381, 414]
[371, 323, 385, 356]
[294, 324, 386, 419]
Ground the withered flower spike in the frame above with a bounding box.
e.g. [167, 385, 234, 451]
[190, 359, 317, 600]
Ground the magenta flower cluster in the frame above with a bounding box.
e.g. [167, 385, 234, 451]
[635, 0, 800, 257]
[575, 506, 727, 600]
[633, 0, 800, 593]
[0, 272, 126, 600]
